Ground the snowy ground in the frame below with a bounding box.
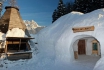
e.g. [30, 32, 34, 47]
[93, 56, 104, 70]
[0, 55, 100, 70]
[71, 55, 100, 70]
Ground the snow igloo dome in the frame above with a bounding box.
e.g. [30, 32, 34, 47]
[36, 9, 104, 63]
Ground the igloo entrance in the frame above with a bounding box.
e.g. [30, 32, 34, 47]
[73, 37, 101, 59]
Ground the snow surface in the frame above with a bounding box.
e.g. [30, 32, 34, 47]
[6, 28, 26, 37]
[1, 9, 104, 70]
[94, 56, 104, 70]
[0, 32, 5, 40]
[0, 55, 100, 70]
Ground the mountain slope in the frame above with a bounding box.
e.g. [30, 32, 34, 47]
[24, 20, 44, 34]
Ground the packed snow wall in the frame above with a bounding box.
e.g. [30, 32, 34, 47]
[36, 9, 104, 63]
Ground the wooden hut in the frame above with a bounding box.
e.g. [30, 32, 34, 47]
[0, 6, 34, 60]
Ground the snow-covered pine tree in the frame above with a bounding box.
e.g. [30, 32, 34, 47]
[73, 0, 92, 13]
[85, 0, 93, 13]
[52, 0, 66, 23]
[91, 0, 100, 10]
[99, 0, 104, 8]
[65, 2, 72, 14]
[73, 0, 85, 13]
[81, 0, 92, 13]
[57, 0, 66, 19]
[72, 0, 77, 11]
[52, 9, 58, 23]
[52, 0, 104, 23]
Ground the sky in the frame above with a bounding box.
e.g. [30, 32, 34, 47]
[2, 0, 74, 26]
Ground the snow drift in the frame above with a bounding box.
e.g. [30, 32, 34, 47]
[94, 56, 104, 70]
[0, 32, 6, 40]
[6, 28, 26, 37]
[36, 9, 104, 64]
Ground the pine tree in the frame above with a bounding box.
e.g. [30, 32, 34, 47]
[52, 0, 67, 23]
[73, 0, 92, 13]
[66, 2, 72, 14]
[73, 0, 82, 12]
[72, 0, 77, 11]
[73, 0, 83, 12]
[80, 0, 92, 13]
[52, 0, 104, 23]
[57, 0, 66, 18]
[91, 0, 100, 11]
[85, 0, 92, 13]
[99, 0, 104, 8]
[52, 9, 58, 23]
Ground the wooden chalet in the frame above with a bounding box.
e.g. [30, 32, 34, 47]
[0, 6, 34, 60]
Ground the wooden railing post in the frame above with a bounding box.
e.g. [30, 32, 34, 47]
[5, 41, 8, 53]
[19, 39, 21, 51]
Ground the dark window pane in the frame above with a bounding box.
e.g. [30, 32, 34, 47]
[93, 43, 97, 50]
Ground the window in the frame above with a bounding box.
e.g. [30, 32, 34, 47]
[7, 43, 29, 52]
[93, 43, 97, 50]
[92, 40, 99, 55]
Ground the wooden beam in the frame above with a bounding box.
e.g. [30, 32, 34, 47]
[8, 42, 27, 44]
[72, 26, 94, 33]
[7, 52, 32, 60]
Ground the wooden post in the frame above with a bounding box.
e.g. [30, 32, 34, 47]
[26, 43, 31, 50]
[5, 41, 8, 53]
[29, 52, 32, 58]
[19, 39, 21, 51]
[74, 51, 78, 59]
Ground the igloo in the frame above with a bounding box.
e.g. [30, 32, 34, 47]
[36, 9, 104, 63]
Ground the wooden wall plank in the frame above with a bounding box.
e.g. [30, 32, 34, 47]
[72, 26, 94, 33]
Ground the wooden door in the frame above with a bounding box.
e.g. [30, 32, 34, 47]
[78, 40, 86, 55]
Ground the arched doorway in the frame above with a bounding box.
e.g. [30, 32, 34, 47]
[73, 37, 101, 59]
